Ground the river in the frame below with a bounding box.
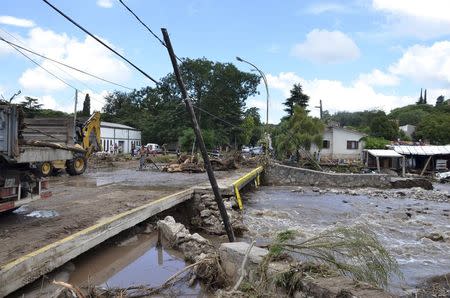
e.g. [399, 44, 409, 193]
[242, 185, 450, 295]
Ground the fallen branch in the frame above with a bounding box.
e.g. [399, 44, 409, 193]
[53, 280, 85, 298]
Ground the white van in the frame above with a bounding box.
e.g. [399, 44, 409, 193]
[145, 143, 162, 154]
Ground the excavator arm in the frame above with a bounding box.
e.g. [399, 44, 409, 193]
[79, 111, 102, 157]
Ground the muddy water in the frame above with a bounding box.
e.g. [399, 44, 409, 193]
[242, 186, 450, 295]
[68, 233, 206, 296]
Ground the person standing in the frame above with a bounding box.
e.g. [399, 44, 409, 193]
[139, 145, 146, 170]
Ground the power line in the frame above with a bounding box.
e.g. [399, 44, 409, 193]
[7, 41, 79, 91]
[193, 104, 242, 130]
[41, 0, 159, 85]
[117, 0, 183, 64]
[0, 37, 133, 91]
[0, 28, 106, 106]
[2, 33, 106, 107]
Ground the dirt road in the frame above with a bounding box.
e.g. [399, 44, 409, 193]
[0, 161, 247, 266]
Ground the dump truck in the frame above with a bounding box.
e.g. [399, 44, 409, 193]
[0, 104, 101, 212]
[23, 111, 102, 176]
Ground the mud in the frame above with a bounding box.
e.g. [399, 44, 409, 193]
[0, 161, 248, 266]
[242, 185, 450, 296]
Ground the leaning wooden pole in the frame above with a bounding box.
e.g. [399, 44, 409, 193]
[161, 28, 235, 242]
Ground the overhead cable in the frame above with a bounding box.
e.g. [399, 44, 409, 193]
[41, 0, 159, 85]
[0, 37, 133, 91]
[117, 0, 183, 63]
[7, 41, 79, 91]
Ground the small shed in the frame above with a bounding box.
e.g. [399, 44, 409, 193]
[363, 149, 405, 176]
[390, 145, 450, 175]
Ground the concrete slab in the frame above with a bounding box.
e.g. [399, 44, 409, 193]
[0, 166, 263, 296]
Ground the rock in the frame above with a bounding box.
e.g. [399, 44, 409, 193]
[424, 232, 445, 242]
[157, 216, 214, 262]
[200, 209, 213, 218]
[312, 187, 320, 192]
[342, 200, 349, 204]
[157, 216, 190, 244]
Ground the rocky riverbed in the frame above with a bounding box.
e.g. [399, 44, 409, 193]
[242, 185, 450, 296]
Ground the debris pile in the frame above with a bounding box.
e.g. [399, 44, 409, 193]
[162, 152, 244, 173]
[210, 152, 241, 171]
[162, 154, 205, 173]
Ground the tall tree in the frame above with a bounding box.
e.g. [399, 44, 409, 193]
[283, 83, 309, 117]
[102, 58, 261, 146]
[369, 113, 399, 140]
[82, 93, 91, 116]
[20, 96, 43, 117]
[274, 105, 324, 159]
[435, 95, 445, 106]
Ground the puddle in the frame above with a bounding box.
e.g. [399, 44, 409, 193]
[25, 210, 59, 218]
[13, 205, 28, 214]
[69, 233, 208, 296]
[242, 186, 450, 295]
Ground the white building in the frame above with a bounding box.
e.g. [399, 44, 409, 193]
[100, 121, 141, 154]
[311, 126, 366, 161]
[399, 124, 416, 138]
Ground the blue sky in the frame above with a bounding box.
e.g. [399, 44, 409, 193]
[1, 0, 450, 123]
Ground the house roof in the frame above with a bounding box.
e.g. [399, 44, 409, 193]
[366, 149, 403, 158]
[327, 126, 367, 137]
[390, 145, 450, 156]
[101, 121, 140, 131]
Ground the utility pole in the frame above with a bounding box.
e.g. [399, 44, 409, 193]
[315, 99, 323, 119]
[73, 89, 78, 143]
[161, 28, 235, 242]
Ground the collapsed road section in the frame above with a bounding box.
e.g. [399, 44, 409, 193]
[0, 165, 262, 297]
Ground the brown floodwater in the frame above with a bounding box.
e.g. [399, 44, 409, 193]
[68, 233, 208, 296]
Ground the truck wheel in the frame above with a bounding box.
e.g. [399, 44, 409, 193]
[35, 162, 53, 177]
[66, 156, 87, 176]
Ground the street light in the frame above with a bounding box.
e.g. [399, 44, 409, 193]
[236, 56, 270, 156]
[236, 56, 269, 126]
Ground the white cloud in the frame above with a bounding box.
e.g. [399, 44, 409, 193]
[372, 0, 450, 38]
[266, 72, 412, 119]
[25, 89, 109, 114]
[17, 27, 131, 92]
[78, 89, 109, 112]
[389, 41, 450, 86]
[291, 29, 360, 64]
[0, 16, 35, 28]
[19, 66, 66, 92]
[305, 3, 348, 14]
[373, 0, 450, 22]
[97, 0, 113, 8]
[357, 69, 399, 86]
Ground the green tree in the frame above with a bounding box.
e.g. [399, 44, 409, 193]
[415, 113, 450, 144]
[435, 95, 445, 106]
[369, 113, 399, 140]
[20, 96, 43, 117]
[102, 58, 261, 146]
[283, 83, 309, 117]
[362, 136, 390, 149]
[178, 128, 217, 151]
[274, 105, 324, 159]
[82, 93, 91, 116]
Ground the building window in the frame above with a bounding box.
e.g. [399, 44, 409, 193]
[347, 141, 359, 150]
[322, 140, 330, 149]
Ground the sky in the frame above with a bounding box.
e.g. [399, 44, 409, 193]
[1, 0, 450, 123]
